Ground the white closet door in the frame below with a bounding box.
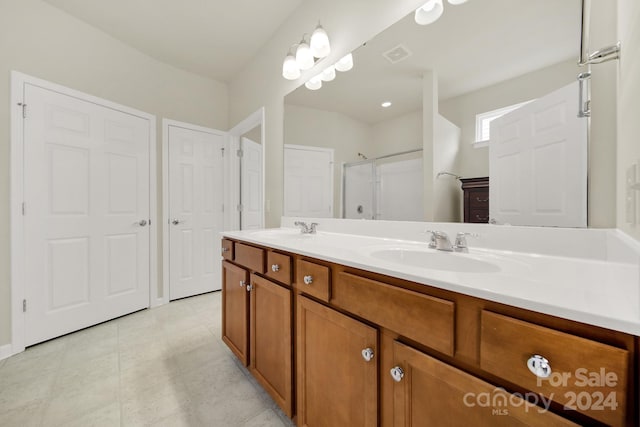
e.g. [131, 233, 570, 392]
[284, 145, 333, 218]
[24, 83, 151, 346]
[490, 81, 587, 227]
[168, 125, 224, 300]
[240, 137, 263, 230]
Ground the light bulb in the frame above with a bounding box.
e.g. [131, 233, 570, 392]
[282, 52, 300, 80]
[381, 101, 392, 108]
[305, 74, 322, 90]
[334, 53, 353, 72]
[310, 24, 331, 58]
[321, 65, 336, 82]
[296, 39, 314, 71]
[447, 0, 467, 4]
[415, 0, 444, 25]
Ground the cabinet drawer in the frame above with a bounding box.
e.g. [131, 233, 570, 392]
[469, 208, 489, 223]
[480, 311, 628, 427]
[295, 259, 330, 302]
[468, 189, 489, 208]
[266, 252, 292, 286]
[333, 272, 454, 356]
[235, 243, 265, 273]
[221, 239, 234, 261]
[392, 340, 578, 426]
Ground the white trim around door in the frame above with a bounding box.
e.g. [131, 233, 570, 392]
[10, 71, 158, 355]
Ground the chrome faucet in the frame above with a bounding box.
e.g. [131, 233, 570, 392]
[426, 230, 477, 252]
[426, 230, 453, 251]
[294, 221, 318, 234]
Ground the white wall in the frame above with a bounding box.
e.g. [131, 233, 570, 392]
[370, 110, 423, 158]
[617, 0, 640, 237]
[228, 0, 429, 227]
[0, 0, 229, 347]
[284, 104, 370, 216]
[433, 116, 462, 222]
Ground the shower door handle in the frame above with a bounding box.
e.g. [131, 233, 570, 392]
[577, 71, 591, 118]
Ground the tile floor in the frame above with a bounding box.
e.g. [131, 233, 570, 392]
[0, 292, 295, 427]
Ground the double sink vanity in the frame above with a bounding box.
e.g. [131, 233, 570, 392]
[220, 218, 640, 426]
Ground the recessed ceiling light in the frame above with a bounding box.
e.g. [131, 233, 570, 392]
[381, 101, 392, 108]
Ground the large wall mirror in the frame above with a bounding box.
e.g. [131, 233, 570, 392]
[283, 0, 614, 227]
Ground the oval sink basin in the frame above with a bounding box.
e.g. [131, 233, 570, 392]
[369, 248, 501, 273]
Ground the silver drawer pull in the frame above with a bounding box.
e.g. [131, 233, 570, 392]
[246, 284, 253, 292]
[271, 264, 280, 272]
[390, 366, 404, 382]
[475, 215, 489, 221]
[361, 348, 374, 362]
[476, 197, 489, 203]
[303, 275, 313, 285]
[527, 354, 552, 378]
[221, 247, 229, 253]
[239, 280, 246, 288]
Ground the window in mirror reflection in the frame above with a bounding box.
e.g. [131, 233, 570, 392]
[474, 100, 534, 146]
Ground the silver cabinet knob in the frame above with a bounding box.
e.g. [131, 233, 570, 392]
[271, 264, 280, 272]
[137, 219, 148, 226]
[361, 348, 374, 362]
[390, 366, 404, 382]
[527, 355, 552, 378]
[221, 247, 229, 254]
[246, 284, 253, 292]
[239, 280, 246, 288]
[303, 275, 313, 285]
[171, 219, 182, 225]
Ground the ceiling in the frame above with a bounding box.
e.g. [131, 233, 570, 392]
[43, 0, 303, 82]
[285, 0, 580, 124]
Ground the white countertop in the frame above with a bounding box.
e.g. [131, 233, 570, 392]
[221, 221, 640, 336]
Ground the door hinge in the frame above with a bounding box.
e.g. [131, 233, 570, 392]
[237, 204, 244, 212]
[221, 147, 225, 157]
[236, 149, 243, 158]
[21, 202, 25, 216]
[18, 102, 26, 119]
[148, 219, 151, 226]
[23, 299, 26, 312]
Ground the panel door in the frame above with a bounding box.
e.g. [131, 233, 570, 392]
[240, 137, 263, 230]
[23, 83, 151, 346]
[489, 81, 587, 227]
[390, 341, 578, 427]
[168, 124, 224, 299]
[249, 274, 292, 417]
[222, 261, 249, 365]
[296, 296, 377, 427]
[284, 145, 333, 218]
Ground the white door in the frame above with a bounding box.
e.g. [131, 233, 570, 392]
[284, 145, 333, 218]
[240, 137, 263, 229]
[343, 162, 375, 219]
[168, 124, 224, 300]
[24, 83, 151, 346]
[489, 81, 588, 227]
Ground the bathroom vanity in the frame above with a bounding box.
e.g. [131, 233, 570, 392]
[220, 220, 640, 426]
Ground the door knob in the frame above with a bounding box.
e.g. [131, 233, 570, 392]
[171, 219, 182, 225]
[390, 366, 404, 382]
[137, 219, 148, 226]
[361, 348, 374, 362]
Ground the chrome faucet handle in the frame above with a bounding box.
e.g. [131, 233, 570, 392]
[294, 221, 309, 233]
[309, 223, 318, 234]
[426, 230, 453, 251]
[454, 232, 478, 251]
[425, 230, 438, 248]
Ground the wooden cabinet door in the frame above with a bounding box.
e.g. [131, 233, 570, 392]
[390, 341, 578, 427]
[296, 296, 378, 427]
[249, 274, 293, 417]
[222, 261, 249, 365]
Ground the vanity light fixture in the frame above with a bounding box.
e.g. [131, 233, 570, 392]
[334, 52, 354, 72]
[381, 101, 392, 108]
[282, 48, 301, 80]
[305, 74, 323, 90]
[295, 36, 314, 71]
[310, 23, 331, 58]
[321, 65, 336, 82]
[415, 0, 468, 26]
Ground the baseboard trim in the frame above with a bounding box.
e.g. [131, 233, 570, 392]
[0, 344, 14, 361]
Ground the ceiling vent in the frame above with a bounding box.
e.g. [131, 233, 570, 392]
[382, 44, 413, 64]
